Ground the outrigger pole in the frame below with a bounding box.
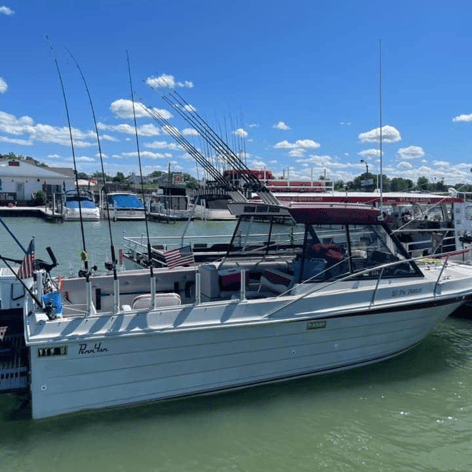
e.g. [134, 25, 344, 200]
[126, 51, 156, 308]
[66, 48, 120, 313]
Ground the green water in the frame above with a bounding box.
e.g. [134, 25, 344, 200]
[1, 218, 472, 471]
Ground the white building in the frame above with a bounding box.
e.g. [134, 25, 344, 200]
[0, 160, 75, 202]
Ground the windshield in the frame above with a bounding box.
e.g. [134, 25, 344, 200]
[297, 223, 421, 282]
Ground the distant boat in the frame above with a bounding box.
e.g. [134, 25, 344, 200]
[102, 192, 145, 221]
[62, 189, 100, 221]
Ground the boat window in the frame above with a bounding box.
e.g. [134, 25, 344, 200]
[465, 206, 472, 220]
[228, 215, 303, 257]
[296, 223, 420, 283]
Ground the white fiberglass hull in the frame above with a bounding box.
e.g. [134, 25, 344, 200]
[26, 278, 460, 419]
[63, 209, 101, 221]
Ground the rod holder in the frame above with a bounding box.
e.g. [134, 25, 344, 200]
[113, 278, 120, 313]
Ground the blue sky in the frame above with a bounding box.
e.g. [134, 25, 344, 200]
[1, 0, 472, 185]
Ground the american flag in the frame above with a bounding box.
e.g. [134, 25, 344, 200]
[164, 245, 195, 269]
[18, 238, 35, 279]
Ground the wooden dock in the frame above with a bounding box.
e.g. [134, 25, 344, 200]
[0, 206, 63, 221]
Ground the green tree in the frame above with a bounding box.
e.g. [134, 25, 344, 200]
[112, 172, 126, 183]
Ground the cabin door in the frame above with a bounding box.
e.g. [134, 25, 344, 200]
[15, 182, 25, 200]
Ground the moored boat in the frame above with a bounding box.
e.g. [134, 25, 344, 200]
[101, 192, 145, 221]
[63, 188, 101, 221]
[4, 201, 472, 419]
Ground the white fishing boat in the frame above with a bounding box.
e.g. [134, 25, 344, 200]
[101, 192, 145, 221]
[63, 188, 100, 221]
[4, 201, 472, 419]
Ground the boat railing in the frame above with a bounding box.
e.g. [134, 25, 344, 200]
[260, 247, 472, 319]
[123, 231, 304, 258]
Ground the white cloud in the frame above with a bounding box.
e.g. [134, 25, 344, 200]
[453, 113, 472, 122]
[340, 122, 351, 126]
[358, 149, 381, 158]
[397, 146, 425, 160]
[182, 128, 199, 136]
[121, 151, 172, 159]
[144, 140, 182, 151]
[398, 161, 413, 169]
[0, 111, 96, 147]
[97, 122, 161, 137]
[145, 74, 194, 89]
[273, 121, 290, 130]
[0, 136, 33, 145]
[0, 6, 14, 15]
[110, 99, 172, 120]
[273, 139, 320, 149]
[233, 128, 248, 138]
[289, 148, 306, 157]
[432, 160, 450, 168]
[296, 154, 334, 165]
[358, 125, 401, 143]
[0, 77, 7, 93]
[101, 134, 119, 142]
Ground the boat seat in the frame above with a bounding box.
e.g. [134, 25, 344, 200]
[131, 293, 182, 310]
[260, 268, 295, 294]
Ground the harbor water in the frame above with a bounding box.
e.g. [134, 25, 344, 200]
[1, 217, 472, 471]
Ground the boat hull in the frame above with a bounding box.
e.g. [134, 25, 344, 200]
[27, 298, 456, 419]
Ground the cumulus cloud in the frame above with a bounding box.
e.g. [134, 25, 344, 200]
[296, 154, 335, 165]
[0, 6, 14, 15]
[358, 149, 381, 158]
[110, 99, 172, 120]
[452, 113, 472, 122]
[398, 161, 413, 169]
[0, 77, 7, 93]
[0, 111, 96, 147]
[273, 121, 290, 130]
[182, 128, 199, 136]
[145, 74, 194, 89]
[97, 122, 162, 137]
[433, 160, 450, 168]
[121, 151, 172, 159]
[358, 125, 401, 143]
[273, 139, 320, 150]
[232, 128, 248, 138]
[396, 146, 425, 160]
[144, 140, 182, 151]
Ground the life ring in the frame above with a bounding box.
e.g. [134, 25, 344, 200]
[55, 274, 64, 291]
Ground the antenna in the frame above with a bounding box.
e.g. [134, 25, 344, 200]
[379, 39, 383, 210]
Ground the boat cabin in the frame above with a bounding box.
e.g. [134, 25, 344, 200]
[193, 202, 422, 302]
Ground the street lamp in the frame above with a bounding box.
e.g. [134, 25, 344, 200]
[360, 159, 369, 176]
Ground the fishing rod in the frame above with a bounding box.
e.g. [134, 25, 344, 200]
[160, 90, 279, 204]
[65, 48, 117, 283]
[46, 36, 90, 280]
[141, 101, 246, 200]
[126, 51, 155, 276]
[147, 79, 252, 183]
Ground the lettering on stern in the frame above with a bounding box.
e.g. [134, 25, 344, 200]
[78, 342, 109, 355]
